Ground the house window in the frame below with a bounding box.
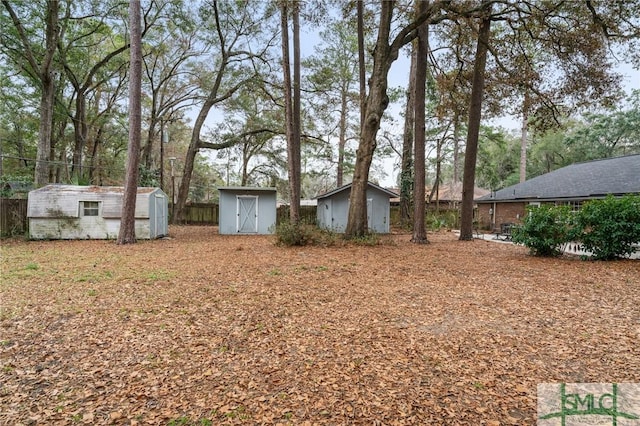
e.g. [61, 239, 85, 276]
[81, 201, 100, 217]
[565, 200, 582, 212]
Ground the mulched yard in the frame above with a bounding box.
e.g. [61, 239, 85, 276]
[1, 226, 639, 425]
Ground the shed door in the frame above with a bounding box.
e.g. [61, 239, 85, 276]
[367, 198, 373, 230]
[322, 199, 332, 229]
[237, 195, 258, 233]
[154, 194, 167, 237]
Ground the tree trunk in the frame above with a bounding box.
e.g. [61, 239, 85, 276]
[174, 108, 208, 222]
[452, 112, 461, 184]
[32, 1, 59, 187]
[411, 0, 429, 244]
[36, 75, 56, 187]
[337, 82, 348, 187]
[400, 45, 417, 228]
[173, 74, 237, 223]
[71, 92, 87, 181]
[173, 2, 232, 224]
[52, 115, 66, 182]
[143, 88, 161, 171]
[241, 146, 249, 186]
[351, 0, 366, 234]
[89, 126, 103, 184]
[357, 0, 366, 130]
[459, 2, 492, 241]
[291, 1, 301, 222]
[345, 0, 441, 238]
[433, 140, 441, 211]
[519, 91, 529, 183]
[117, 0, 142, 245]
[281, 1, 300, 223]
[345, 2, 395, 238]
[281, 1, 293, 203]
[143, 115, 157, 170]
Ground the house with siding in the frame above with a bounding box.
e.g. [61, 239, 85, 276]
[389, 183, 489, 209]
[429, 182, 489, 209]
[475, 154, 640, 230]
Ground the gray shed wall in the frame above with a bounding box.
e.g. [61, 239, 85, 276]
[218, 188, 276, 234]
[147, 191, 169, 238]
[317, 190, 350, 232]
[317, 186, 391, 233]
[27, 186, 168, 240]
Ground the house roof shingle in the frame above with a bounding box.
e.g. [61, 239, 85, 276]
[435, 182, 490, 201]
[476, 154, 640, 202]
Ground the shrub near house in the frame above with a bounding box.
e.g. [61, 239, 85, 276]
[576, 195, 640, 260]
[513, 195, 640, 260]
[511, 204, 577, 257]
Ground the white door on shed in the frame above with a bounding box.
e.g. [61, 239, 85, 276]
[236, 195, 258, 233]
[154, 193, 167, 237]
[322, 199, 332, 229]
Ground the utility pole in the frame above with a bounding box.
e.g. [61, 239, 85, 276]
[160, 120, 169, 191]
[169, 157, 176, 219]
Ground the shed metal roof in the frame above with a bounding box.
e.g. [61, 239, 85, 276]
[476, 154, 640, 202]
[30, 184, 159, 194]
[217, 186, 276, 192]
[316, 181, 399, 199]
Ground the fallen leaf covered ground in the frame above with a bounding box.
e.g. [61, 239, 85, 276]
[1, 226, 639, 425]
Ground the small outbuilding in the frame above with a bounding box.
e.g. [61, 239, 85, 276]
[28, 185, 168, 240]
[430, 181, 490, 209]
[316, 182, 398, 233]
[218, 186, 277, 234]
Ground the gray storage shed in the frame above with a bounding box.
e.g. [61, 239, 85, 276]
[316, 182, 398, 233]
[218, 187, 277, 234]
[28, 185, 168, 240]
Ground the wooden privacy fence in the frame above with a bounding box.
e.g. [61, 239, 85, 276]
[177, 204, 318, 226]
[0, 200, 465, 235]
[276, 205, 317, 225]
[173, 203, 220, 225]
[0, 198, 28, 236]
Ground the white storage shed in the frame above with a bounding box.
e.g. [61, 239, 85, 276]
[218, 187, 277, 234]
[27, 185, 168, 240]
[316, 182, 398, 234]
